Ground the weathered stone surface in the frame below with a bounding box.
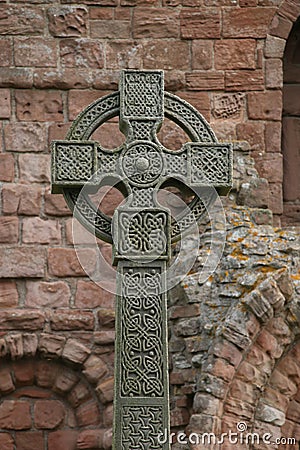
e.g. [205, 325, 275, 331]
[48, 431, 78, 450]
[15, 37, 57, 67]
[2, 184, 42, 216]
[48, 248, 96, 277]
[34, 400, 65, 429]
[180, 9, 220, 39]
[96, 377, 114, 403]
[186, 71, 224, 90]
[15, 432, 44, 450]
[76, 401, 101, 427]
[0, 310, 45, 330]
[19, 154, 50, 183]
[15, 90, 63, 122]
[39, 334, 66, 358]
[62, 339, 91, 364]
[68, 382, 91, 408]
[48, 6, 88, 37]
[248, 91, 282, 120]
[0, 154, 14, 181]
[83, 355, 108, 384]
[225, 69, 264, 91]
[50, 310, 95, 331]
[60, 39, 104, 68]
[0, 281, 18, 308]
[0, 88, 11, 118]
[255, 403, 285, 425]
[0, 401, 31, 430]
[75, 280, 114, 308]
[133, 8, 179, 38]
[0, 5, 44, 35]
[0, 368, 14, 394]
[0, 217, 19, 244]
[215, 39, 256, 69]
[4, 122, 47, 152]
[223, 8, 275, 38]
[23, 218, 61, 244]
[26, 281, 70, 308]
[6, 335, 23, 360]
[0, 248, 45, 278]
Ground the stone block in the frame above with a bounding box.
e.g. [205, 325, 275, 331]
[186, 71, 225, 90]
[91, 19, 131, 39]
[223, 8, 275, 38]
[44, 192, 72, 216]
[265, 59, 282, 88]
[215, 39, 256, 69]
[33, 68, 92, 90]
[237, 178, 269, 209]
[2, 184, 42, 216]
[39, 334, 66, 358]
[35, 360, 58, 388]
[26, 281, 70, 308]
[60, 38, 104, 68]
[0, 38, 12, 66]
[12, 360, 35, 386]
[54, 370, 78, 394]
[68, 382, 91, 408]
[0, 248, 45, 278]
[265, 121, 281, 153]
[22, 218, 61, 245]
[255, 403, 285, 425]
[48, 248, 96, 277]
[14, 37, 57, 67]
[0, 88, 10, 118]
[48, 431, 78, 450]
[264, 34, 286, 58]
[50, 310, 95, 331]
[18, 154, 50, 183]
[0, 67, 33, 88]
[225, 69, 264, 91]
[0, 368, 14, 394]
[4, 122, 47, 152]
[180, 9, 220, 38]
[0, 281, 18, 308]
[97, 309, 115, 328]
[247, 91, 282, 120]
[133, 8, 179, 38]
[0, 154, 14, 181]
[0, 433, 14, 450]
[34, 400, 65, 429]
[191, 40, 213, 70]
[0, 217, 19, 244]
[96, 377, 114, 403]
[106, 40, 143, 70]
[6, 335, 23, 360]
[0, 310, 45, 330]
[68, 89, 103, 120]
[0, 5, 44, 35]
[15, 432, 44, 450]
[48, 6, 88, 37]
[76, 280, 114, 308]
[83, 355, 108, 384]
[62, 339, 90, 364]
[15, 90, 63, 122]
[76, 401, 101, 427]
[0, 401, 31, 430]
[22, 334, 38, 357]
[143, 40, 189, 70]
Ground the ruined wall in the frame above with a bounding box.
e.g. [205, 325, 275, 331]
[0, 1, 299, 449]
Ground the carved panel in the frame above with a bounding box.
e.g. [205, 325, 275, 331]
[121, 406, 163, 450]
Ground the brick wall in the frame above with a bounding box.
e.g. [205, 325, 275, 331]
[0, 1, 299, 448]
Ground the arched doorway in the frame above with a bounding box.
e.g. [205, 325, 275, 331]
[282, 16, 300, 226]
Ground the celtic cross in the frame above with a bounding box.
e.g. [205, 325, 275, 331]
[51, 70, 232, 449]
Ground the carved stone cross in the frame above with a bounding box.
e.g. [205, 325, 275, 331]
[51, 70, 232, 449]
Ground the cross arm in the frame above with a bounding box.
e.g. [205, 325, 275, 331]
[162, 142, 233, 196]
[51, 140, 122, 194]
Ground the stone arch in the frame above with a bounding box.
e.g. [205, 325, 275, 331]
[282, 16, 300, 226]
[185, 267, 298, 449]
[264, 3, 300, 226]
[0, 332, 113, 450]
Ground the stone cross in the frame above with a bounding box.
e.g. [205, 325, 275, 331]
[51, 70, 232, 450]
